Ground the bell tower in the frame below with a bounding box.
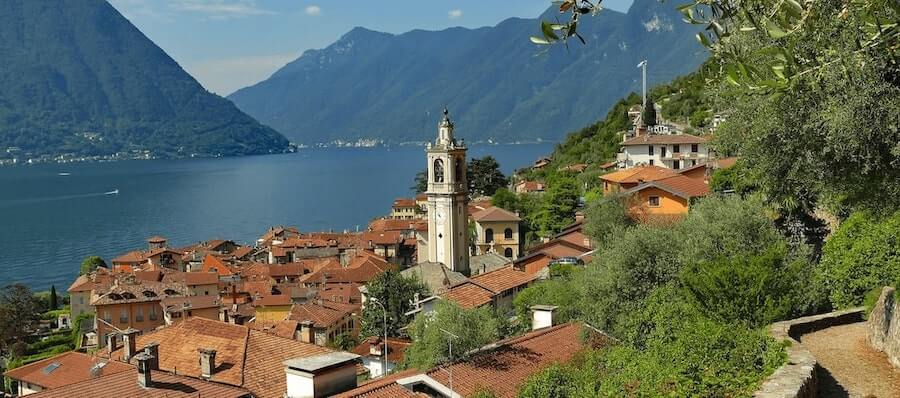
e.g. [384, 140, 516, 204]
[426, 109, 469, 274]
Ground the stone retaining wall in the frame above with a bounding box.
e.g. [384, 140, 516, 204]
[754, 308, 865, 398]
[867, 286, 900, 367]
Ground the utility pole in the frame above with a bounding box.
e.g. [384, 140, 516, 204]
[637, 60, 648, 111]
[439, 328, 458, 395]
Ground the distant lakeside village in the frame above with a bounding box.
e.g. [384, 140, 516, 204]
[1, 107, 734, 398]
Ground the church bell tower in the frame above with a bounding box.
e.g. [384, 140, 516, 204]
[426, 109, 469, 274]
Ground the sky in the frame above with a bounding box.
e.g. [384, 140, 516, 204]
[107, 0, 634, 96]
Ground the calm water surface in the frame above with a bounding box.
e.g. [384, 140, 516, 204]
[0, 144, 554, 290]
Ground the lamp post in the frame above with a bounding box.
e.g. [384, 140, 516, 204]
[369, 297, 388, 377]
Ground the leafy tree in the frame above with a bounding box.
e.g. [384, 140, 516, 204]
[468, 156, 508, 197]
[403, 301, 502, 369]
[360, 270, 429, 338]
[48, 285, 58, 311]
[0, 284, 39, 350]
[583, 195, 634, 249]
[491, 188, 518, 212]
[641, 98, 657, 127]
[412, 170, 428, 194]
[517, 363, 580, 398]
[533, 176, 579, 237]
[79, 256, 107, 275]
[329, 332, 358, 351]
[709, 161, 756, 196]
[513, 278, 583, 327]
[818, 210, 900, 308]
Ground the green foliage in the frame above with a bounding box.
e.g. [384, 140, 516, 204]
[79, 256, 107, 275]
[471, 389, 499, 398]
[412, 170, 428, 194]
[640, 98, 657, 126]
[548, 95, 638, 168]
[360, 270, 429, 339]
[818, 210, 900, 308]
[0, 0, 288, 158]
[468, 156, 509, 197]
[513, 277, 583, 326]
[681, 245, 817, 327]
[403, 301, 502, 370]
[709, 161, 757, 195]
[517, 363, 581, 398]
[329, 332, 358, 351]
[491, 188, 518, 212]
[583, 195, 634, 249]
[49, 285, 58, 311]
[533, 176, 579, 238]
[0, 284, 39, 350]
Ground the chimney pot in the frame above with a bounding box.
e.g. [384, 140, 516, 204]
[530, 305, 558, 331]
[143, 342, 160, 370]
[134, 352, 154, 388]
[106, 333, 118, 354]
[123, 328, 140, 362]
[199, 348, 217, 378]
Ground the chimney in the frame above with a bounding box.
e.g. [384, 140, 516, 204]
[143, 342, 160, 370]
[106, 333, 118, 354]
[299, 320, 315, 344]
[123, 328, 140, 362]
[134, 351, 154, 388]
[369, 338, 384, 356]
[531, 305, 558, 331]
[199, 348, 217, 379]
[575, 211, 585, 223]
[284, 352, 360, 398]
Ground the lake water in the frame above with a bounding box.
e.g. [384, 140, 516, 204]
[0, 143, 554, 290]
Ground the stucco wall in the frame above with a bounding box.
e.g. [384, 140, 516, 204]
[867, 286, 900, 367]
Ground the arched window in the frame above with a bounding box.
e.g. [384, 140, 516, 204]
[504, 248, 513, 258]
[504, 228, 513, 240]
[433, 159, 444, 183]
[485, 228, 494, 243]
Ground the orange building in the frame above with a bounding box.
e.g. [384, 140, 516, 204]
[622, 174, 710, 222]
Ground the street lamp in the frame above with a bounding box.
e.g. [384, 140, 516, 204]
[368, 297, 388, 377]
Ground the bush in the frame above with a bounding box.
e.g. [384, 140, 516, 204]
[818, 210, 900, 308]
[403, 301, 502, 370]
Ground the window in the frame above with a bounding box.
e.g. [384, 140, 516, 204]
[648, 145, 654, 156]
[79, 296, 84, 305]
[649, 159, 655, 166]
[673, 144, 680, 153]
[135, 307, 144, 322]
[119, 308, 128, 323]
[673, 160, 681, 170]
[649, 196, 661, 207]
[504, 228, 513, 240]
[504, 248, 513, 258]
[485, 228, 494, 243]
[149, 306, 157, 321]
[691, 144, 699, 153]
[660, 146, 667, 157]
[692, 160, 697, 166]
[103, 310, 111, 323]
[433, 159, 444, 183]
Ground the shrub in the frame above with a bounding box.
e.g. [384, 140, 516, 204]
[819, 210, 900, 308]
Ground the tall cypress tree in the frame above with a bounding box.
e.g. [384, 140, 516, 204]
[642, 98, 658, 127]
[49, 285, 58, 310]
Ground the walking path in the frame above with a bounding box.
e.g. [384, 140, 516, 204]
[801, 322, 900, 397]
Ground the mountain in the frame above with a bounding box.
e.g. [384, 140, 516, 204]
[0, 0, 289, 159]
[229, 0, 708, 145]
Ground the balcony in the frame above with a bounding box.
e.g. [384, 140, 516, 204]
[660, 152, 707, 161]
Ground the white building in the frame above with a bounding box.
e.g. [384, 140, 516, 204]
[617, 133, 711, 170]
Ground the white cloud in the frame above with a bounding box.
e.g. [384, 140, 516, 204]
[305, 5, 321, 16]
[171, 0, 273, 20]
[448, 9, 463, 19]
[184, 52, 300, 95]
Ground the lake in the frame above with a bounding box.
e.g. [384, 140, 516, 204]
[0, 143, 554, 291]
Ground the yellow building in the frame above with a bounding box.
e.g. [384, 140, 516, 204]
[253, 294, 294, 322]
[472, 207, 523, 259]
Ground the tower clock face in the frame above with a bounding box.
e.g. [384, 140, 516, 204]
[435, 208, 445, 222]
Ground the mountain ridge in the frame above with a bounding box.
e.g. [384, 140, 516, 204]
[0, 0, 289, 159]
[229, 0, 707, 145]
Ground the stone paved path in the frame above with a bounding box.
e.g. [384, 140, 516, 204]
[801, 322, 900, 398]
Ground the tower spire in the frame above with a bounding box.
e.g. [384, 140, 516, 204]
[436, 107, 455, 146]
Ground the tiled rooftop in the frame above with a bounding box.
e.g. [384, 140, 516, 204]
[3, 351, 132, 390]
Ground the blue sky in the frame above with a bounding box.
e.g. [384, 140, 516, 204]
[107, 0, 634, 95]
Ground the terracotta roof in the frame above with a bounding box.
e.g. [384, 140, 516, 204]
[240, 280, 273, 296]
[247, 319, 299, 340]
[67, 269, 112, 293]
[599, 165, 678, 184]
[471, 266, 536, 293]
[600, 160, 617, 169]
[301, 252, 392, 285]
[362, 230, 403, 246]
[147, 235, 167, 243]
[162, 271, 219, 286]
[392, 198, 417, 208]
[472, 206, 521, 222]
[202, 254, 233, 276]
[516, 181, 544, 192]
[107, 317, 331, 398]
[368, 219, 426, 232]
[443, 282, 495, 309]
[351, 337, 411, 364]
[111, 250, 146, 264]
[3, 351, 131, 389]
[336, 323, 598, 398]
[91, 280, 188, 306]
[289, 301, 357, 328]
[232, 246, 254, 260]
[317, 283, 362, 305]
[622, 133, 710, 146]
[415, 193, 427, 201]
[254, 294, 293, 307]
[146, 247, 182, 258]
[712, 156, 738, 169]
[627, 174, 710, 198]
[27, 368, 251, 398]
